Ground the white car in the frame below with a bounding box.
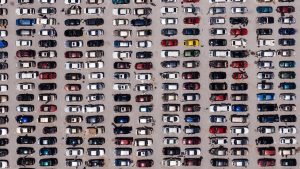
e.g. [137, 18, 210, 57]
[0, 85, 7, 92]
[183, 7, 200, 14]
[210, 137, 227, 145]
[137, 40, 152, 48]
[134, 138, 153, 147]
[113, 8, 131, 15]
[161, 18, 178, 25]
[113, 19, 129, 26]
[278, 16, 296, 24]
[135, 73, 152, 81]
[210, 28, 227, 35]
[257, 61, 274, 69]
[87, 0, 103, 4]
[160, 72, 179, 79]
[280, 137, 297, 144]
[210, 17, 225, 25]
[162, 158, 181, 167]
[231, 39, 247, 48]
[279, 93, 296, 101]
[84, 60, 104, 69]
[40, 0, 56, 4]
[231, 0, 246, 2]
[84, 104, 104, 113]
[39, 51, 56, 58]
[0, 160, 8, 168]
[0, 128, 7, 135]
[163, 137, 178, 145]
[65, 62, 83, 70]
[87, 29, 104, 36]
[16, 126, 34, 134]
[17, 83, 34, 91]
[66, 148, 84, 156]
[232, 159, 249, 167]
[210, 115, 227, 123]
[88, 148, 105, 156]
[256, 50, 276, 57]
[113, 30, 132, 38]
[0, 0, 6, 5]
[279, 126, 296, 134]
[185, 148, 201, 156]
[0, 30, 7, 37]
[113, 51, 132, 60]
[16, 71, 38, 79]
[139, 116, 153, 124]
[16, 40, 32, 47]
[209, 0, 227, 3]
[163, 125, 181, 134]
[161, 7, 178, 14]
[258, 39, 275, 47]
[88, 72, 104, 79]
[64, 105, 82, 113]
[65, 0, 81, 4]
[36, 18, 56, 25]
[137, 30, 152, 37]
[230, 126, 249, 134]
[66, 160, 82, 167]
[87, 83, 105, 90]
[84, 7, 104, 15]
[133, 8, 152, 16]
[231, 7, 248, 14]
[16, 8, 35, 15]
[113, 83, 130, 91]
[210, 104, 231, 112]
[162, 115, 180, 123]
[65, 40, 83, 48]
[135, 84, 153, 92]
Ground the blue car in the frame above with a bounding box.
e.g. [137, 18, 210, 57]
[114, 40, 132, 48]
[114, 116, 130, 123]
[131, 18, 152, 27]
[257, 115, 279, 123]
[185, 115, 200, 123]
[16, 115, 33, 124]
[0, 40, 7, 48]
[232, 104, 248, 112]
[279, 82, 296, 90]
[182, 28, 200, 35]
[256, 6, 273, 13]
[257, 93, 275, 101]
[279, 61, 295, 68]
[278, 28, 296, 35]
[112, 0, 130, 4]
[16, 18, 36, 26]
[115, 159, 132, 167]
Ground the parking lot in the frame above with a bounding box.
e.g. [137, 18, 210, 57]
[0, 0, 299, 168]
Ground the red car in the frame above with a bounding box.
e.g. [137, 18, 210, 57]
[230, 61, 248, 68]
[161, 39, 178, 47]
[135, 62, 153, 70]
[232, 72, 248, 80]
[182, 72, 200, 79]
[137, 160, 154, 168]
[64, 84, 81, 91]
[182, 137, 201, 145]
[210, 94, 228, 101]
[230, 28, 248, 36]
[37, 61, 57, 69]
[183, 0, 200, 3]
[258, 147, 276, 156]
[16, 50, 36, 58]
[209, 126, 227, 134]
[257, 159, 276, 167]
[184, 17, 200, 24]
[40, 104, 57, 112]
[183, 104, 201, 112]
[39, 72, 57, 80]
[183, 82, 200, 90]
[136, 95, 153, 102]
[65, 51, 83, 58]
[115, 137, 133, 145]
[276, 6, 295, 13]
[183, 158, 201, 166]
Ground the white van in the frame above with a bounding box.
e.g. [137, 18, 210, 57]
[161, 50, 180, 58]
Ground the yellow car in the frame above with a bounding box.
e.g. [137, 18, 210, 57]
[184, 39, 199, 47]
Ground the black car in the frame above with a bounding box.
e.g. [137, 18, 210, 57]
[18, 0, 34, 4]
[39, 148, 57, 156]
[257, 115, 279, 123]
[16, 94, 34, 101]
[281, 159, 296, 167]
[209, 60, 228, 68]
[209, 82, 227, 91]
[114, 126, 132, 134]
[231, 83, 248, 91]
[256, 137, 274, 145]
[161, 28, 177, 36]
[0, 52, 7, 59]
[17, 157, 35, 166]
[184, 49, 200, 57]
[65, 19, 81, 26]
[114, 105, 132, 112]
[182, 28, 200, 35]
[66, 137, 83, 146]
[257, 16, 274, 24]
[211, 159, 228, 167]
[161, 61, 180, 68]
[88, 137, 105, 145]
[114, 94, 131, 102]
[38, 83, 57, 90]
[87, 40, 104, 47]
[183, 82, 200, 90]
[17, 136, 36, 144]
[279, 38, 295, 46]
[257, 104, 278, 112]
[136, 51, 152, 59]
[278, 71, 296, 79]
[0, 149, 8, 157]
[231, 50, 249, 58]
[86, 115, 104, 124]
[229, 17, 248, 25]
[85, 18, 104, 26]
[86, 159, 105, 167]
[0, 116, 8, 124]
[39, 40, 57, 48]
[114, 62, 131, 69]
[209, 39, 227, 46]
[256, 28, 273, 35]
[209, 147, 228, 156]
[17, 147, 35, 155]
[64, 29, 83, 37]
[65, 73, 83, 80]
[39, 137, 57, 145]
[280, 115, 296, 122]
[209, 72, 226, 80]
[279, 28, 295, 35]
[0, 138, 8, 146]
[43, 126, 57, 134]
[131, 18, 152, 26]
[162, 147, 181, 156]
[16, 29, 36, 36]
